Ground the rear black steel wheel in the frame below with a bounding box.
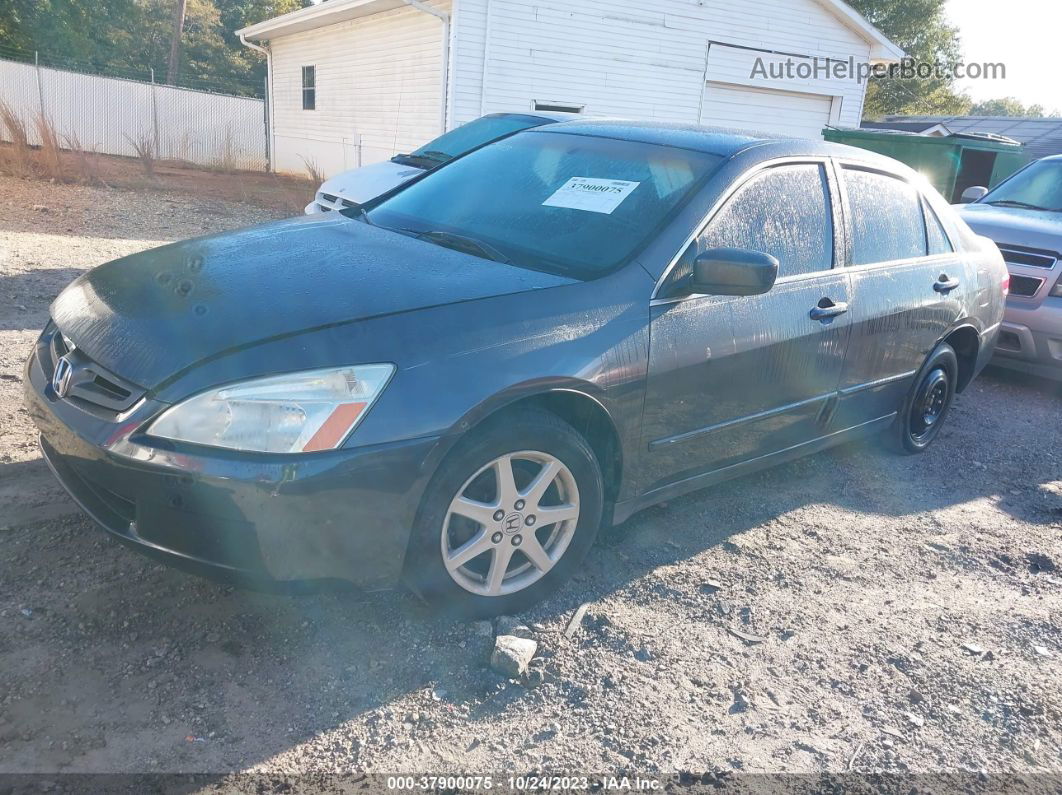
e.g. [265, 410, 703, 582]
[890, 342, 958, 454]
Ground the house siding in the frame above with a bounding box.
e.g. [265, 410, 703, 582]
[268, 0, 450, 176]
[265, 0, 879, 176]
[449, 0, 871, 130]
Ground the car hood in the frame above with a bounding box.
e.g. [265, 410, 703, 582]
[318, 159, 426, 204]
[50, 215, 576, 389]
[956, 203, 1062, 250]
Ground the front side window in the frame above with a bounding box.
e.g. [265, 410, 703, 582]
[367, 131, 723, 278]
[845, 168, 927, 265]
[699, 164, 835, 279]
[301, 65, 316, 110]
[978, 158, 1062, 212]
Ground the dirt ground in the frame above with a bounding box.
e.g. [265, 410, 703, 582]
[1, 174, 1060, 780]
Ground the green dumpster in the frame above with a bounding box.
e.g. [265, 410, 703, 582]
[822, 127, 1027, 203]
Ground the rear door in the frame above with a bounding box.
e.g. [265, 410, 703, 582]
[642, 161, 852, 492]
[833, 163, 967, 428]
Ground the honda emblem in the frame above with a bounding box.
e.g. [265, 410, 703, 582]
[52, 355, 73, 399]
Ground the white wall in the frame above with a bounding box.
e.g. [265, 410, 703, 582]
[0, 57, 266, 170]
[449, 0, 873, 130]
[268, 1, 450, 176]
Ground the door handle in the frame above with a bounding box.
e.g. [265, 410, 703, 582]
[810, 299, 848, 321]
[934, 276, 960, 293]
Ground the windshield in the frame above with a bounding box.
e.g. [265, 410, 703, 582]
[980, 159, 1062, 212]
[397, 115, 551, 166]
[368, 131, 723, 278]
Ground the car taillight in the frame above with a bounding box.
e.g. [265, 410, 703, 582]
[1002, 273, 1010, 295]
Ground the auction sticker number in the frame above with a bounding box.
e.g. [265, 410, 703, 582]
[387, 776, 493, 790]
[542, 177, 640, 214]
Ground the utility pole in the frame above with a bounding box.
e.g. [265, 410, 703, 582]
[166, 0, 187, 85]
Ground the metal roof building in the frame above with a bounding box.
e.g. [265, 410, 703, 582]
[865, 116, 1062, 161]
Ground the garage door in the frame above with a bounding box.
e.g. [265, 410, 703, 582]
[700, 82, 836, 139]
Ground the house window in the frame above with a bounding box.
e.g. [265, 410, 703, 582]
[532, 100, 583, 114]
[302, 66, 316, 110]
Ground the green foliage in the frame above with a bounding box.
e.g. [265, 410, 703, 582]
[0, 0, 310, 95]
[969, 97, 1056, 118]
[848, 0, 971, 119]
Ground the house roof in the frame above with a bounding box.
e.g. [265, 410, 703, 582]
[880, 115, 1062, 160]
[818, 0, 904, 62]
[238, 0, 903, 62]
[238, 0, 415, 40]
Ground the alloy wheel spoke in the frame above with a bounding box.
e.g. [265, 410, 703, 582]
[485, 544, 516, 594]
[521, 459, 560, 511]
[493, 455, 519, 507]
[445, 530, 493, 571]
[520, 533, 553, 572]
[450, 496, 499, 527]
[535, 503, 579, 527]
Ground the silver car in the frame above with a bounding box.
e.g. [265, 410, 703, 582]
[958, 155, 1062, 379]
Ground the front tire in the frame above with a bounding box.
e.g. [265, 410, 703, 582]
[404, 407, 603, 618]
[889, 342, 958, 454]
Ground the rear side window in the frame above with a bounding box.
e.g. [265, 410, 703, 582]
[923, 199, 954, 255]
[844, 168, 927, 264]
[700, 164, 834, 279]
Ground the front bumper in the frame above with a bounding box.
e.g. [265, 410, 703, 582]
[24, 345, 440, 589]
[993, 298, 1062, 380]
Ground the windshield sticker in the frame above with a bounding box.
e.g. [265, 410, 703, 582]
[542, 177, 640, 214]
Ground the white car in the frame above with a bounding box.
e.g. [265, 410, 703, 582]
[304, 111, 574, 214]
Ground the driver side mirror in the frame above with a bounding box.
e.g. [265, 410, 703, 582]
[690, 248, 779, 296]
[960, 186, 988, 203]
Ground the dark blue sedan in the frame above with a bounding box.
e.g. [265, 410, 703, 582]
[25, 121, 1006, 616]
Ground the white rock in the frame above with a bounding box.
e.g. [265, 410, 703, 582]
[491, 635, 538, 677]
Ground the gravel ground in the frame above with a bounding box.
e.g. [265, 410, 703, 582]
[1, 175, 1061, 779]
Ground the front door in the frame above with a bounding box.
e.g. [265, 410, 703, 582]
[642, 162, 852, 493]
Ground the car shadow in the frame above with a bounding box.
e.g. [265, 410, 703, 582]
[0, 367, 1058, 773]
[0, 268, 85, 332]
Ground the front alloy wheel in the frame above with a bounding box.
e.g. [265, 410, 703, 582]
[442, 451, 580, 596]
[406, 407, 603, 617]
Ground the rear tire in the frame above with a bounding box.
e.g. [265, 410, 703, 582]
[404, 407, 603, 618]
[888, 342, 958, 454]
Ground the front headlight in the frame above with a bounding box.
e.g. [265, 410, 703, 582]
[147, 365, 394, 453]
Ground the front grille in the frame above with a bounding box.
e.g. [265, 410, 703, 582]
[41, 323, 145, 414]
[321, 193, 338, 204]
[1009, 274, 1045, 297]
[997, 244, 1058, 270]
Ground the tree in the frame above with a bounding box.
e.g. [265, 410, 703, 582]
[0, 0, 311, 95]
[848, 0, 971, 119]
[166, 0, 188, 84]
[969, 97, 1054, 117]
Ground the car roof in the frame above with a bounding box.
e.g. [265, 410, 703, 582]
[527, 118, 914, 169]
[531, 119, 782, 156]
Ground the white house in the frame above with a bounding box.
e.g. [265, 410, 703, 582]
[237, 0, 902, 176]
